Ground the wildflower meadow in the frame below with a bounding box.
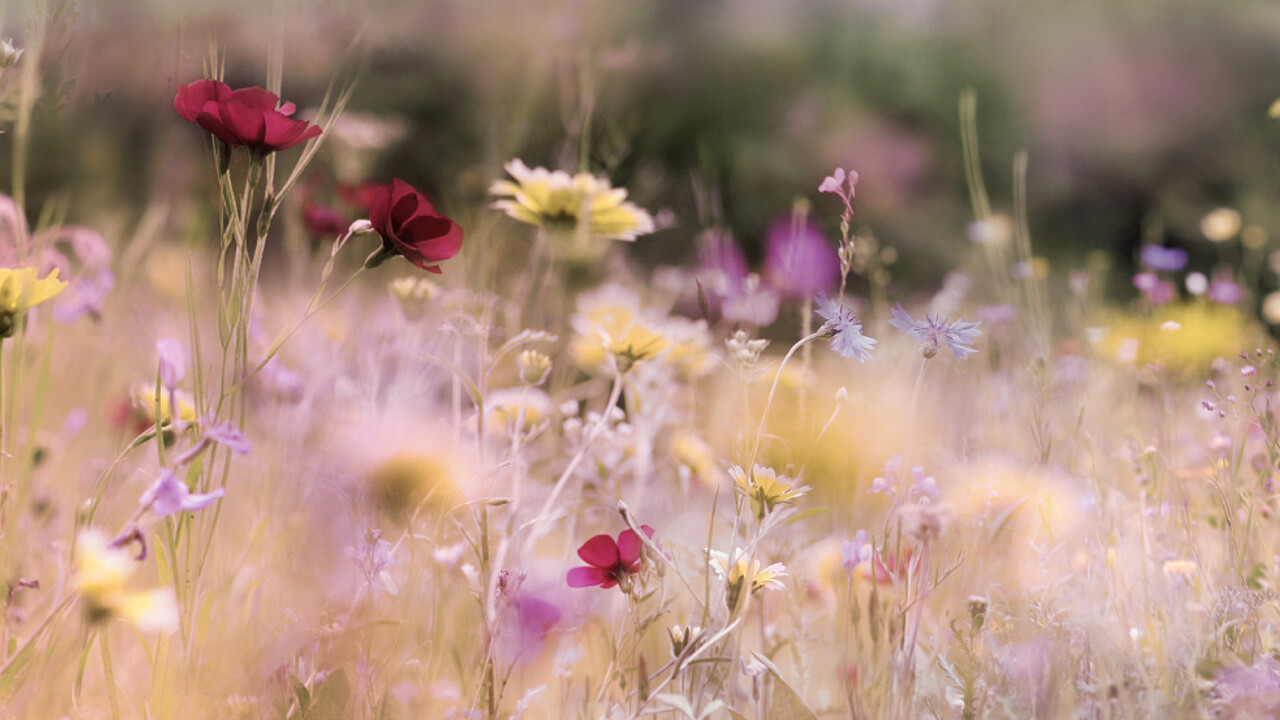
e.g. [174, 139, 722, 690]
[3, 1, 1280, 718]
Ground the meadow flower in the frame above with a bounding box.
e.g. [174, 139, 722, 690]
[128, 380, 197, 429]
[818, 166, 859, 222]
[0, 38, 22, 69]
[366, 179, 465, 274]
[841, 529, 874, 572]
[518, 350, 552, 386]
[814, 290, 876, 362]
[174, 79, 321, 155]
[1208, 277, 1244, 305]
[730, 464, 809, 519]
[348, 528, 398, 595]
[1201, 207, 1242, 243]
[489, 159, 655, 243]
[0, 267, 66, 337]
[1140, 244, 1188, 272]
[709, 550, 788, 610]
[569, 286, 673, 373]
[72, 531, 178, 632]
[481, 387, 554, 435]
[888, 303, 981, 360]
[156, 338, 186, 391]
[1133, 272, 1176, 306]
[764, 219, 838, 300]
[566, 525, 655, 590]
[139, 469, 225, 517]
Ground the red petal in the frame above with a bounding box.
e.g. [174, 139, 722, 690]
[617, 525, 655, 567]
[576, 534, 620, 568]
[174, 79, 230, 122]
[261, 113, 319, 152]
[389, 179, 422, 227]
[230, 86, 282, 112]
[398, 216, 463, 261]
[367, 184, 394, 235]
[566, 566, 611, 588]
[220, 101, 267, 147]
[195, 110, 241, 146]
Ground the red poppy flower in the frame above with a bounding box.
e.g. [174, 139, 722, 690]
[367, 179, 464, 274]
[174, 79, 321, 155]
[566, 526, 655, 589]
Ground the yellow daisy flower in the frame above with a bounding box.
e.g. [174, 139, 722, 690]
[0, 267, 66, 336]
[730, 463, 809, 519]
[490, 159, 655, 244]
[72, 531, 178, 632]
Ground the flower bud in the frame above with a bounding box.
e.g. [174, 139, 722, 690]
[0, 39, 23, 69]
[519, 350, 552, 386]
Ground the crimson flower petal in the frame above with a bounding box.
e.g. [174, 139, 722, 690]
[230, 86, 282, 112]
[567, 566, 612, 588]
[616, 525, 655, 568]
[576, 534, 620, 569]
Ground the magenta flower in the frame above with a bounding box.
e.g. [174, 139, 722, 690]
[366, 179, 465, 274]
[764, 219, 839, 300]
[174, 79, 321, 156]
[566, 525, 655, 589]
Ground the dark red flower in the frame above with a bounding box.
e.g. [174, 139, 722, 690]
[566, 526, 655, 589]
[301, 201, 349, 240]
[174, 79, 321, 155]
[338, 181, 382, 215]
[367, 179, 464, 274]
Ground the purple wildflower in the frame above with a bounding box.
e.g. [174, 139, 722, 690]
[1208, 279, 1244, 305]
[818, 167, 859, 222]
[870, 455, 902, 494]
[814, 291, 876, 363]
[841, 529, 873, 572]
[139, 469, 225, 517]
[888, 304, 982, 360]
[764, 219, 839, 300]
[1140, 244, 1187, 272]
[203, 420, 252, 455]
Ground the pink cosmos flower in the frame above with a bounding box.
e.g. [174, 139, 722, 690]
[566, 526, 655, 589]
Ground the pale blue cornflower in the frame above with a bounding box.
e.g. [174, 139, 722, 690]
[888, 303, 981, 360]
[814, 291, 876, 363]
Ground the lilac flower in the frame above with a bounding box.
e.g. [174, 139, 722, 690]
[139, 469, 224, 517]
[349, 529, 397, 585]
[696, 230, 780, 327]
[764, 219, 839, 300]
[911, 466, 939, 500]
[814, 291, 876, 362]
[1140, 244, 1187, 272]
[841, 529, 873, 572]
[156, 339, 186, 391]
[869, 455, 903, 495]
[1208, 279, 1244, 305]
[888, 304, 982, 360]
[818, 167, 859, 222]
[203, 420, 252, 455]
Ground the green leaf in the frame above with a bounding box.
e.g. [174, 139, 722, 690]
[306, 668, 351, 720]
[765, 667, 818, 720]
[0, 633, 37, 699]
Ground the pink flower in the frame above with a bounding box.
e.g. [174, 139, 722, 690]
[366, 179, 465, 274]
[174, 79, 321, 155]
[566, 526, 655, 589]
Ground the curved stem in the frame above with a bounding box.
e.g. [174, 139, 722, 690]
[747, 332, 823, 469]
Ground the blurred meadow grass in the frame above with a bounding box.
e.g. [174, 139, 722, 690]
[0, 1, 1278, 719]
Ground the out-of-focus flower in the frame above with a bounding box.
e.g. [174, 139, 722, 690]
[302, 200, 350, 240]
[1140, 244, 1187, 272]
[0, 267, 65, 336]
[1162, 560, 1196, 580]
[128, 380, 197, 430]
[814, 290, 876, 362]
[764, 219, 838, 300]
[156, 339, 186, 392]
[888, 303, 981, 360]
[1186, 272, 1209, 296]
[0, 38, 22, 69]
[673, 432, 718, 489]
[481, 388, 553, 435]
[569, 286, 695, 374]
[139, 469, 225, 517]
[367, 452, 462, 517]
[966, 214, 1015, 245]
[518, 350, 552, 386]
[1133, 272, 1176, 306]
[389, 276, 439, 320]
[72, 531, 178, 632]
[348, 529, 398, 596]
[869, 455, 903, 495]
[1208, 277, 1244, 306]
[693, 230, 780, 327]
[174, 79, 321, 155]
[709, 550, 787, 610]
[841, 529, 874, 572]
[366, 179, 464, 274]
[730, 464, 809, 519]
[1201, 207, 1242, 243]
[490, 159, 655, 244]
[566, 525, 655, 590]
[899, 501, 950, 544]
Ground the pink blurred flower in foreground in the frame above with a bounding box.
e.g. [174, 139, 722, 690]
[139, 469, 224, 518]
[764, 219, 838, 300]
[567, 525, 655, 590]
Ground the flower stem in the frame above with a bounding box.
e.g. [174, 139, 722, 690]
[748, 331, 823, 469]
